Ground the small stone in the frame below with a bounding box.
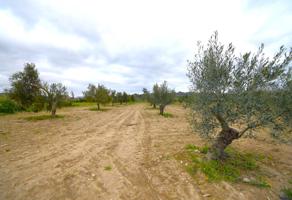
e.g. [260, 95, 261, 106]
[185, 163, 188, 166]
[91, 173, 96, 177]
[194, 149, 200, 153]
[203, 194, 211, 197]
[243, 177, 250, 183]
[180, 161, 183, 164]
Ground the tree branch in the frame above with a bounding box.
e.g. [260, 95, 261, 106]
[238, 121, 262, 137]
[214, 113, 229, 131]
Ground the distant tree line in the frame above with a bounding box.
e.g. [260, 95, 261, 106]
[0, 63, 138, 115]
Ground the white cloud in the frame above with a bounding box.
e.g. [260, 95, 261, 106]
[0, 0, 291, 95]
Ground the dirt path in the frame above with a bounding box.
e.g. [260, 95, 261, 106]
[0, 104, 201, 200]
[1, 104, 291, 200]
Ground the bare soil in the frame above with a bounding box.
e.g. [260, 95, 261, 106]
[0, 104, 291, 200]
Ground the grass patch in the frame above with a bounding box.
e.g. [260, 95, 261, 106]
[88, 107, 110, 112]
[177, 145, 266, 185]
[248, 178, 270, 188]
[71, 102, 96, 107]
[282, 188, 292, 199]
[185, 144, 209, 154]
[161, 112, 174, 118]
[24, 114, 64, 121]
[104, 165, 112, 171]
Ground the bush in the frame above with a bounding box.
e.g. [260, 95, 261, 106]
[0, 98, 20, 113]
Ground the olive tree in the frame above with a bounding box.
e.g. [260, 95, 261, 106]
[117, 92, 123, 104]
[187, 32, 292, 160]
[38, 83, 68, 117]
[110, 90, 117, 106]
[152, 81, 175, 115]
[122, 92, 128, 104]
[9, 63, 41, 109]
[142, 88, 156, 108]
[83, 84, 110, 110]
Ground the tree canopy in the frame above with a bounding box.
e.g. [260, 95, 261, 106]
[9, 63, 41, 109]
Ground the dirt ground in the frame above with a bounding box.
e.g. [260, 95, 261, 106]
[0, 104, 291, 200]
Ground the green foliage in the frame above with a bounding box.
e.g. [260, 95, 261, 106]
[71, 102, 96, 107]
[161, 112, 174, 118]
[117, 92, 123, 104]
[89, 107, 110, 112]
[8, 63, 41, 109]
[24, 114, 64, 121]
[152, 81, 175, 107]
[180, 145, 262, 183]
[282, 188, 292, 199]
[96, 84, 110, 105]
[187, 31, 292, 139]
[41, 82, 68, 114]
[122, 92, 128, 104]
[83, 84, 110, 109]
[0, 97, 20, 113]
[248, 178, 270, 188]
[104, 165, 112, 171]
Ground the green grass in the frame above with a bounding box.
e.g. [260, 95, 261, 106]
[161, 112, 174, 118]
[71, 102, 97, 107]
[177, 145, 267, 185]
[88, 107, 110, 112]
[248, 178, 271, 188]
[104, 165, 112, 171]
[282, 188, 292, 199]
[185, 144, 209, 154]
[24, 114, 64, 121]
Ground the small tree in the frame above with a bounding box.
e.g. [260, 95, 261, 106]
[9, 63, 41, 109]
[83, 84, 110, 110]
[142, 88, 155, 107]
[39, 83, 68, 117]
[96, 84, 110, 109]
[122, 92, 128, 104]
[152, 81, 175, 115]
[110, 90, 116, 106]
[117, 92, 123, 104]
[187, 32, 292, 160]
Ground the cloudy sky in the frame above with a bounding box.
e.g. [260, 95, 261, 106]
[0, 0, 291, 95]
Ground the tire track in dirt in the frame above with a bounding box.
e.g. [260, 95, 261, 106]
[0, 104, 203, 200]
[104, 109, 161, 200]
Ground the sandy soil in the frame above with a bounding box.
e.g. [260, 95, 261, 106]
[0, 104, 291, 200]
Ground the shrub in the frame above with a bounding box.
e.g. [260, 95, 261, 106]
[0, 98, 20, 113]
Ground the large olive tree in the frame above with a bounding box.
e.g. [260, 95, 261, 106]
[187, 32, 292, 160]
[153, 81, 175, 115]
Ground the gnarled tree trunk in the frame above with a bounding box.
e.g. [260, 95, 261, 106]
[207, 113, 240, 160]
[97, 103, 100, 110]
[51, 101, 57, 117]
[159, 105, 165, 115]
[207, 127, 240, 160]
[153, 104, 156, 109]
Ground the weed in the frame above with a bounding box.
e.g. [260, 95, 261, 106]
[89, 107, 110, 112]
[104, 165, 112, 171]
[71, 102, 96, 107]
[178, 145, 264, 184]
[185, 144, 209, 154]
[24, 115, 64, 121]
[282, 188, 292, 199]
[161, 112, 174, 118]
[248, 178, 270, 188]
